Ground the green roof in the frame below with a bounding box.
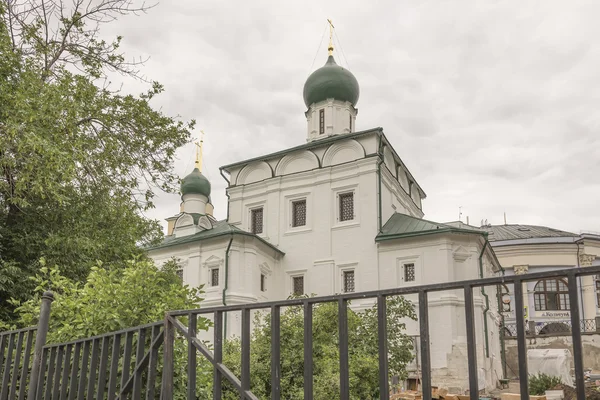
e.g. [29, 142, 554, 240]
[303, 55, 360, 107]
[481, 224, 577, 242]
[147, 220, 284, 255]
[181, 168, 211, 197]
[376, 213, 485, 242]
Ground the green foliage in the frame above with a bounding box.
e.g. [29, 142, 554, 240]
[529, 373, 562, 395]
[0, 0, 194, 323]
[221, 295, 417, 399]
[6, 257, 213, 398]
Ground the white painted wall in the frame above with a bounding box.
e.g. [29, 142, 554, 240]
[306, 99, 356, 141]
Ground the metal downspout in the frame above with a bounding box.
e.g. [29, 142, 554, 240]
[219, 168, 231, 221]
[223, 235, 233, 339]
[479, 237, 490, 358]
[377, 136, 384, 233]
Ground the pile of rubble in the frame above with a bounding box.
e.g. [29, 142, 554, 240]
[390, 388, 550, 400]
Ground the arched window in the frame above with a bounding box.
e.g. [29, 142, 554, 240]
[497, 284, 511, 312]
[534, 278, 569, 311]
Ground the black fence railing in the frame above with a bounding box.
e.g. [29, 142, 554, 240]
[0, 326, 37, 399]
[504, 318, 599, 337]
[3, 265, 600, 399]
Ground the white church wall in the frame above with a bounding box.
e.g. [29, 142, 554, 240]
[236, 161, 272, 185]
[275, 151, 319, 176]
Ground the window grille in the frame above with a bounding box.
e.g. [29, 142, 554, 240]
[534, 278, 569, 311]
[339, 192, 354, 222]
[210, 268, 219, 287]
[293, 276, 304, 296]
[319, 109, 325, 134]
[251, 208, 263, 234]
[292, 200, 307, 227]
[404, 263, 415, 282]
[343, 270, 355, 293]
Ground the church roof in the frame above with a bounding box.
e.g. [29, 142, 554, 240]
[147, 220, 285, 255]
[220, 127, 427, 199]
[303, 55, 360, 107]
[376, 213, 484, 242]
[481, 224, 577, 242]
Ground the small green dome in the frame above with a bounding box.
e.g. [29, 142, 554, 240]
[303, 55, 360, 108]
[181, 168, 211, 197]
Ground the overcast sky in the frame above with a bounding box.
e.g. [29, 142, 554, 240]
[104, 0, 600, 234]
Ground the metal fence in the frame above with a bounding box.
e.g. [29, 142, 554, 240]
[3, 265, 600, 399]
[504, 318, 599, 337]
[0, 326, 37, 399]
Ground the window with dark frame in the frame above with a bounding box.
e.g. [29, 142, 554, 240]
[293, 276, 304, 295]
[210, 268, 219, 287]
[339, 192, 354, 222]
[176, 269, 183, 282]
[292, 199, 307, 227]
[319, 109, 325, 134]
[343, 270, 355, 293]
[534, 278, 569, 311]
[349, 114, 352, 132]
[261, 274, 267, 292]
[404, 263, 415, 282]
[251, 207, 263, 234]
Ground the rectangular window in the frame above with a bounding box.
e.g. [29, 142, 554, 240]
[292, 199, 307, 227]
[404, 263, 415, 282]
[339, 192, 354, 222]
[343, 270, 355, 293]
[293, 276, 304, 296]
[597, 280, 600, 306]
[210, 268, 219, 287]
[251, 207, 263, 234]
[319, 109, 325, 134]
[261, 274, 267, 292]
[349, 114, 352, 132]
[176, 269, 183, 282]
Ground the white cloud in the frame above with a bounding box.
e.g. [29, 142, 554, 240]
[103, 0, 599, 234]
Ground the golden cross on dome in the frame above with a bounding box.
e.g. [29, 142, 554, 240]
[327, 19, 335, 56]
[194, 131, 205, 172]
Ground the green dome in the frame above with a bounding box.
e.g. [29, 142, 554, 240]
[303, 55, 360, 108]
[181, 168, 211, 197]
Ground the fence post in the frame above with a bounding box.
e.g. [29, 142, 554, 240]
[162, 314, 174, 400]
[27, 291, 54, 400]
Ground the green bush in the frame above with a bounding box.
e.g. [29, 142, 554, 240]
[529, 373, 562, 395]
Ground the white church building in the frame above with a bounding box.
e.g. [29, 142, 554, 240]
[148, 41, 503, 390]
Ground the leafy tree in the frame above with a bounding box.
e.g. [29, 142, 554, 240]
[7, 257, 213, 398]
[221, 296, 417, 399]
[0, 0, 194, 323]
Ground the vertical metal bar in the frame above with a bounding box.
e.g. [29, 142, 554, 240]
[59, 344, 72, 399]
[568, 272, 585, 399]
[9, 332, 25, 400]
[304, 301, 313, 400]
[419, 291, 432, 400]
[464, 285, 479, 398]
[271, 306, 281, 400]
[0, 334, 6, 379]
[1, 333, 16, 398]
[68, 343, 81, 400]
[44, 347, 57, 400]
[241, 309, 251, 399]
[107, 334, 121, 398]
[338, 299, 349, 399]
[96, 336, 110, 399]
[35, 347, 48, 400]
[132, 329, 146, 399]
[162, 318, 175, 400]
[213, 311, 223, 400]
[18, 330, 35, 400]
[28, 291, 54, 400]
[513, 278, 529, 400]
[146, 325, 161, 399]
[86, 339, 100, 399]
[187, 313, 197, 400]
[77, 341, 90, 400]
[377, 295, 389, 400]
[120, 332, 133, 393]
[51, 346, 64, 400]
